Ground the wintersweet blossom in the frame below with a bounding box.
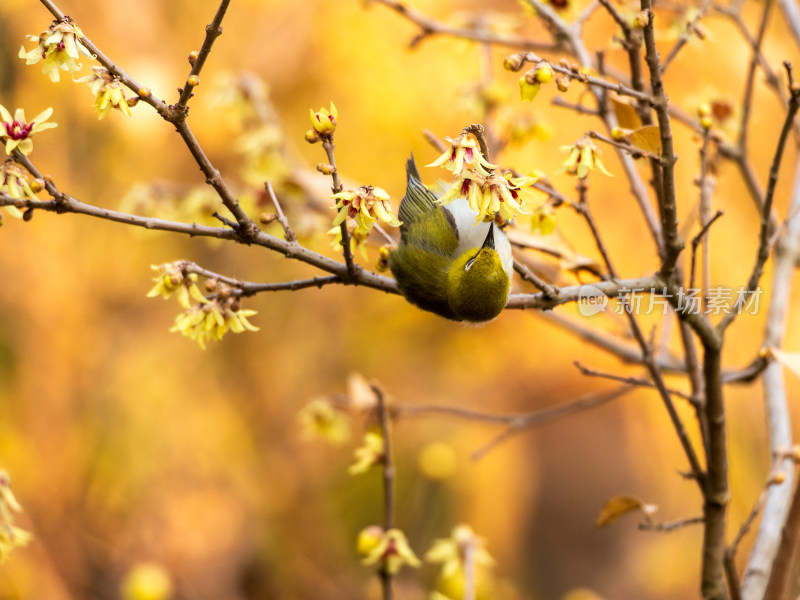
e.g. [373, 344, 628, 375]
[297, 399, 351, 445]
[309, 102, 337, 136]
[75, 67, 132, 119]
[331, 185, 401, 236]
[561, 137, 613, 178]
[359, 527, 422, 575]
[427, 134, 496, 176]
[0, 161, 37, 218]
[170, 302, 258, 349]
[0, 105, 57, 155]
[19, 18, 92, 82]
[146, 263, 207, 309]
[349, 430, 384, 475]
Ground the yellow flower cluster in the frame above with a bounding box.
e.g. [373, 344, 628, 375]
[0, 472, 31, 563]
[75, 67, 133, 120]
[147, 263, 259, 349]
[430, 134, 541, 223]
[561, 137, 612, 179]
[170, 302, 258, 350]
[332, 186, 401, 235]
[19, 17, 92, 82]
[0, 105, 57, 156]
[0, 161, 39, 219]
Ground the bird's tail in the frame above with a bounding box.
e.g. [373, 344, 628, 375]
[398, 154, 439, 230]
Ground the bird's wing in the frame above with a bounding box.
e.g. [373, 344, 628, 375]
[398, 156, 445, 233]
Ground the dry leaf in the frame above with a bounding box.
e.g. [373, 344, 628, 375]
[611, 95, 642, 130]
[629, 126, 662, 155]
[767, 348, 800, 380]
[596, 495, 658, 528]
[508, 228, 603, 277]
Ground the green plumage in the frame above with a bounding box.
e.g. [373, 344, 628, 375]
[389, 157, 510, 322]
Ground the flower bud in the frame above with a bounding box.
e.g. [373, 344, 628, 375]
[29, 178, 45, 193]
[534, 63, 553, 84]
[356, 526, 384, 557]
[304, 129, 320, 144]
[138, 87, 151, 98]
[611, 127, 625, 140]
[188, 50, 199, 66]
[503, 54, 525, 72]
[556, 76, 570, 92]
[633, 10, 650, 29]
[316, 163, 335, 175]
[187, 75, 199, 87]
[259, 212, 279, 224]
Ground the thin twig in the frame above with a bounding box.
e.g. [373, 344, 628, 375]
[321, 140, 359, 281]
[638, 516, 705, 532]
[660, 0, 713, 74]
[368, 0, 559, 51]
[513, 259, 559, 298]
[689, 210, 724, 292]
[265, 181, 297, 242]
[176, 0, 231, 109]
[574, 361, 693, 401]
[372, 383, 395, 600]
[471, 385, 635, 460]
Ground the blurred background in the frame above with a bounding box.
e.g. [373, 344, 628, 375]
[0, 0, 799, 598]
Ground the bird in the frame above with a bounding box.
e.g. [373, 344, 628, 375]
[389, 156, 513, 322]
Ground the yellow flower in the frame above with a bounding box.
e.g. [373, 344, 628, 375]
[438, 170, 485, 212]
[426, 524, 495, 600]
[170, 302, 259, 349]
[361, 528, 422, 575]
[427, 134, 496, 176]
[297, 399, 351, 445]
[328, 225, 369, 260]
[560, 137, 612, 178]
[0, 106, 57, 156]
[310, 102, 338, 136]
[426, 524, 494, 576]
[121, 562, 173, 600]
[531, 203, 557, 235]
[349, 430, 384, 475]
[0, 160, 37, 217]
[478, 172, 538, 223]
[519, 73, 541, 102]
[19, 18, 92, 82]
[146, 263, 207, 309]
[331, 185, 401, 237]
[0, 472, 31, 563]
[75, 67, 132, 119]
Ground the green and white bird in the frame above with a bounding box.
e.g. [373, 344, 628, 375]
[389, 157, 513, 322]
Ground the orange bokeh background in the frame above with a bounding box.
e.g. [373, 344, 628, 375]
[0, 0, 799, 598]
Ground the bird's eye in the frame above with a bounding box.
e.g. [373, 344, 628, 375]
[465, 257, 476, 271]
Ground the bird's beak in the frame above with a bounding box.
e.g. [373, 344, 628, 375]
[481, 224, 495, 250]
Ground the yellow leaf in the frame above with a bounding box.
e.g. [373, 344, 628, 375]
[611, 95, 642, 130]
[629, 126, 663, 155]
[767, 348, 800, 380]
[596, 495, 657, 527]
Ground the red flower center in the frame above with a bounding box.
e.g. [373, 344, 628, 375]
[4, 120, 34, 141]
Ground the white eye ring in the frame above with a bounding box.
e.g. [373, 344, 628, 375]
[465, 257, 476, 271]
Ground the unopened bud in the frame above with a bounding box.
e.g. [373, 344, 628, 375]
[633, 9, 650, 28]
[22, 208, 33, 221]
[771, 471, 787, 485]
[259, 212, 279, 225]
[356, 526, 384, 557]
[187, 75, 200, 87]
[611, 127, 625, 140]
[503, 54, 525, 72]
[188, 51, 199, 66]
[316, 163, 335, 175]
[29, 178, 45, 193]
[700, 116, 712, 129]
[204, 279, 218, 293]
[556, 76, 570, 92]
[126, 96, 140, 108]
[559, 58, 570, 69]
[534, 63, 553, 84]
[138, 87, 151, 99]
[304, 129, 320, 144]
[698, 103, 711, 117]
